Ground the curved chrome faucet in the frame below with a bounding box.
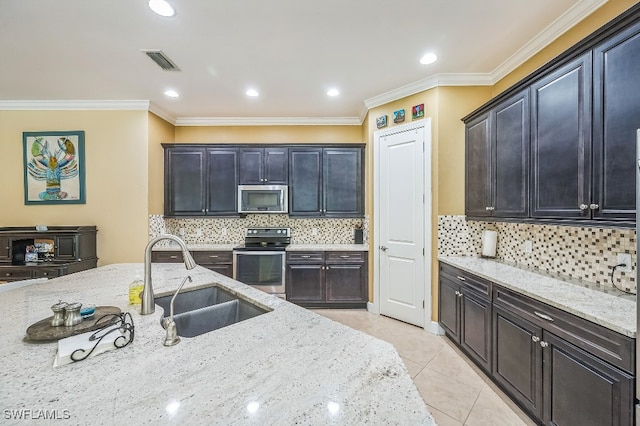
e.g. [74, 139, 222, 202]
[163, 275, 192, 346]
[141, 235, 197, 315]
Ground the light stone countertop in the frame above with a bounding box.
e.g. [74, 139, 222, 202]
[439, 256, 636, 338]
[1, 264, 432, 425]
[152, 243, 369, 252]
[286, 244, 368, 252]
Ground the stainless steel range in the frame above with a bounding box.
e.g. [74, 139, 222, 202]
[233, 227, 290, 299]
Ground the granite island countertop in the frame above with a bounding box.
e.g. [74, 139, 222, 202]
[439, 256, 636, 338]
[0, 264, 431, 425]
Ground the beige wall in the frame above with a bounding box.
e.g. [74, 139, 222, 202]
[148, 112, 176, 215]
[174, 125, 362, 144]
[362, 86, 492, 320]
[0, 110, 150, 264]
[493, 0, 638, 95]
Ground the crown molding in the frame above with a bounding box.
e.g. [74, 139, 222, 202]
[0, 100, 150, 111]
[174, 116, 362, 126]
[489, 0, 609, 83]
[148, 102, 176, 125]
[363, 73, 493, 110]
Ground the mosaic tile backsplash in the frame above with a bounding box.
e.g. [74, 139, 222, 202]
[438, 215, 637, 293]
[149, 215, 369, 245]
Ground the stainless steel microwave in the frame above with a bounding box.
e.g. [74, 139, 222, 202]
[238, 185, 288, 214]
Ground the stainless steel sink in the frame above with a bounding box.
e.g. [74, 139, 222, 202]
[155, 285, 239, 315]
[154, 284, 271, 337]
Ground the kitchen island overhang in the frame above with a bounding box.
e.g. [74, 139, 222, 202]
[1, 263, 434, 425]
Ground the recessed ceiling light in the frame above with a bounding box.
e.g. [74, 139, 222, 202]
[164, 90, 179, 98]
[327, 88, 340, 97]
[149, 0, 175, 17]
[420, 53, 438, 65]
[246, 89, 259, 97]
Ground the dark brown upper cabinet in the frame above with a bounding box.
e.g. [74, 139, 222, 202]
[530, 54, 592, 219]
[463, 5, 640, 227]
[239, 147, 288, 185]
[465, 90, 529, 218]
[164, 145, 240, 216]
[591, 21, 640, 221]
[289, 147, 364, 217]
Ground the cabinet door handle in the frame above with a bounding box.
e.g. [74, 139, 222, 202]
[534, 311, 554, 322]
[589, 203, 599, 210]
[169, 255, 178, 259]
[579, 204, 589, 211]
[485, 206, 495, 211]
[339, 255, 350, 258]
[531, 336, 540, 343]
[5, 273, 11, 276]
[454, 291, 460, 296]
[540, 341, 549, 348]
[208, 255, 219, 258]
[458, 292, 463, 298]
[301, 255, 311, 258]
[456, 276, 466, 281]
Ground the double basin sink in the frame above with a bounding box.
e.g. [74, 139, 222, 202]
[154, 285, 271, 338]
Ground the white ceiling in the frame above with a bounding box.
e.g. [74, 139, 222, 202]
[0, 0, 607, 124]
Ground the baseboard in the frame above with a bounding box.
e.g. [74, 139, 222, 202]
[430, 321, 445, 335]
[366, 302, 379, 314]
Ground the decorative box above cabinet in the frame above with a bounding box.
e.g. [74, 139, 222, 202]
[239, 147, 288, 185]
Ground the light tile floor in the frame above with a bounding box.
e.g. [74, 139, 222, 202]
[312, 309, 537, 426]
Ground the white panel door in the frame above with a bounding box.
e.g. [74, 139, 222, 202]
[379, 126, 425, 326]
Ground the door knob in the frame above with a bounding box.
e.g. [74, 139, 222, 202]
[579, 204, 589, 211]
[589, 203, 599, 210]
[380, 245, 388, 251]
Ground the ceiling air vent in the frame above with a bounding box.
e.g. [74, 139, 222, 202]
[141, 50, 181, 71]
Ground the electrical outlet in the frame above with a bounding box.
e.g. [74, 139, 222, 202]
[616, 253, 632, 273]
[524, 240, 533, 253]
[178, 227, 185, 237]
[196, 228, 203, 237]
[312, 228, 318, 236]
[221, 228, 227, 236]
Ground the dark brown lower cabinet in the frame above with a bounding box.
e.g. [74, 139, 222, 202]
[287, 251, 367, 307]
[438, 263, 492, 373]
[152, 250, 233, 278]
[439, 262, 635, 426]
[542, 332, 633, 426]
[493, 305, 543, 420]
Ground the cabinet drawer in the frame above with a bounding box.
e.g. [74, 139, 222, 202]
[439, 263, 491, 298]
[287, 252, 324, 263]
[0, 268, 33, 280]
[151, 251, 184, 263]
[193, 251, 232, 264]
[494, 285, 634, 373]
[33, 268, 62, 278]
[326, 252, 366, 263]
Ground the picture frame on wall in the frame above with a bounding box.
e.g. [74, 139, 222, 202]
[376, 115, 388, 129]
[23, 130, 86, 205]
[412, 103, 424, 119]
[393, 109, 405, 123]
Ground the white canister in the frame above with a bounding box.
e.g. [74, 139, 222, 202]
[481, 230, 498, 258]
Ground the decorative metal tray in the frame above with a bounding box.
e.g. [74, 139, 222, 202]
[25, 306, 121, 342]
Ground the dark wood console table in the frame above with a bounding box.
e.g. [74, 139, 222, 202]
[0, 226, 98, 283]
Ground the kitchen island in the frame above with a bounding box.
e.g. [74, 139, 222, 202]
[0, 264, 434, 425]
